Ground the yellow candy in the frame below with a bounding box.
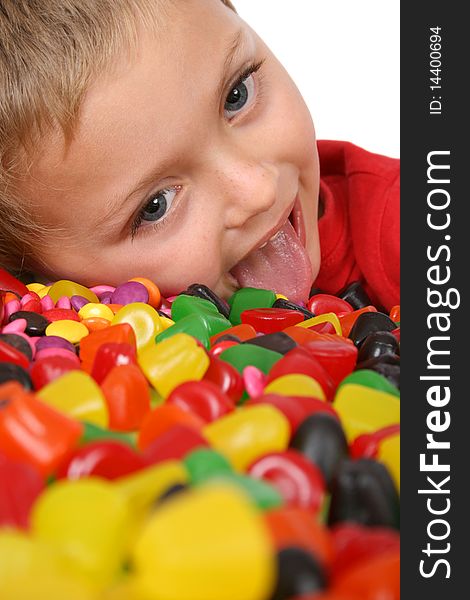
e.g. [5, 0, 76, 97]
[37, 286, 52, 299]
[47, 279, 99, 303]
[264, 373, 326, 400]
[132, 484, 275, 600]
[138, 333, 209, 398]
[112, 302, 165, 353]
[78, 302, 115, 322]
[203, 405, 290, 472]
[333, 383, 400, 442]
[378, 433, 400, 493]
[45, 319, 90, 343]
[275, 293, 288, 300]
[31, 478, 132, 587]
[159, 315, 175, 330]
[38, 370, 108, 426]
[26, 282, 46, 293]
[295, 312, 342, 335]
[0, 530, 98, 600]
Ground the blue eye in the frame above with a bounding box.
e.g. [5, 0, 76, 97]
[130, 186, 179, 239]
[224, 60, 265, 119]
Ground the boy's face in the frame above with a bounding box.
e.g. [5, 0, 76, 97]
[23, 0, 320, 303]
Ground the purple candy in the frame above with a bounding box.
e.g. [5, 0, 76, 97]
[70, 295, 90, 311]
[35, 335, 77, 354]
[100, 292, 113, 304]
[111, 281, 149, 305]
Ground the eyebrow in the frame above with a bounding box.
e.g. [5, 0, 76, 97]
[105, 28, 248, 225]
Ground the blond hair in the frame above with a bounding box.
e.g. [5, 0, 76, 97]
[0, 0, 236, 276]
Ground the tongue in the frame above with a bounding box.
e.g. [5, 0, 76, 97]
[230, 219, 313, 304]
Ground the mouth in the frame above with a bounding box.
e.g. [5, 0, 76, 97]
[227, 193, 314, 303]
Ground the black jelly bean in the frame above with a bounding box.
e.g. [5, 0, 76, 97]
[328, 458, 400, 529]
[214, 334, 241, 344]
[270, 547, 327, 600]
[0, 362, 33, 390]
[348, 312, 396, 348]
[0, 333, 33, 361]
[272, 298, 315, 320]
[184, 283, 231, 319]
[243, 332, 297, 355]
[357, 356, 400, 390]
[357, 331, 400, 363]
[309, 286, 324, 298]
[8, 310, 50, 336]
[337, 280, 372, 310]
[290, 413, 348, 488]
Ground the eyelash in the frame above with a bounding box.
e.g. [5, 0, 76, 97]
[130, 58, 267, 240]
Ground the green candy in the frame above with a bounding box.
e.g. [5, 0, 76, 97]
[184, 448, 233, 485]
[228, 287, 276, 325]
[215, 473, 283, 511]
[171, 294, 219, 320]
[156, 311, 231, 349]
[80, 422, 136, 448]
[219, 343, 282, 375]
[338, 369, 400, 397]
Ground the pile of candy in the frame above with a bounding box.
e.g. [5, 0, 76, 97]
[0, 266, 400, 600]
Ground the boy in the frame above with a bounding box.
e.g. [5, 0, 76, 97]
[0, 0, 399, 310]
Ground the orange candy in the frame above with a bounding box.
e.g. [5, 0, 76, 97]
[101, 364, 152, 432]
[338, 306, 378, 338]
[81, 317, 112, 333]
[333, 551, 400, 600]
[106, 303, 124, 315]
[130, 277, 162, 309]
[389, 305, 400, 323]
[138, 404, 206, 450]
[79, 323, 136, 373]
[210, 324, 257, 345]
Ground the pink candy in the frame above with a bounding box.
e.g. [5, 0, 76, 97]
[2, 317, 27, 334]
[242, 365, 266, 398]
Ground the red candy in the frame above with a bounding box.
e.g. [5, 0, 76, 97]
[90, 342, 137, 384]
[241, 307, 304, 334]
[350, 424, 400, 459]
[303, 338, 358, 388]
[0, 339, 30, 370]
[308, 294, 354, 316]
[30, 354, 81, 390]
[143, 425, 209, 465]
[138, 404, 206, 451]
[167, 380, 235, 423]
[203, 355, 244, 403]
[0, 267, 28, 297]
[79, 323, 136, 373]
[42, 308, 80, 322]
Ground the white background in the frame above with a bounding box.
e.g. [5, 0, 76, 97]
[234, 0, 400, 158]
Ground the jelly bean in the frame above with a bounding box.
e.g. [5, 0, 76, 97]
[166, 379, 235, 423]
[78, 302, 115, 322]
[333, 384, 400, 442]
[90, 342, 136, 384]
[328, 459, 399, 529]
[337, 306, 377, 339]
[348, 312, 396, 347]
[350, 424, 401, 460]
[184, 282, 231, 319]
[3, 298, 21, 323]
[0, 266, 28, 297]
[241, 307, 305, 334]
[32, 478, 133, 585]
[273, 297, 315, 320]
[132, 484, 275, 600]
[330, 523, 400, 577]
[9, 309, 49, 335]
[112, 302, 164, 353]
[129, 277, 161, 308]
[100, 363, 151, 431]
[56, 295, 72, 309]
[203, 404, 290, 471]
[37, 370, 109, 426]
[265, 374, 326, 401]
[356, 354, 400, 389]
[290, 413, 348, 487]
[246, 331, 298, 355]
[111, 280, 149, 305]
[184, 448, 233, 485]
[203, 355, 244, 403]
[143, 425, 209, 465]
[45, 319, 89, 343]
[333, 550, 400, 600]
[220, 342, 282, 376]
[40, 293, 55, 311]
[228, 287, 277, 325]
[266, 347, 335, 400]
[282, 325, 337, 346]
[339, 369, 399, 397]
[0, 450, 44, 528]
[79, 323, 136, 373]
[248, 450, 325, 513]
[139, 332, 209, 398]
[0, 332, 33, 360]
[243, 365, 266, 398]
[357, 331, 399, 364]
[247, 394, 339, 435]
[271, 546, 327, 600]
[156, 312, 211, 349]
[81, 317, 112, 332]
[265, 507, 333, 568]
[377, 433, 400, 493]
[0, 362, 33, 389]
[2, 316, 27, 334]
[171, 293, 219, 320]
[209, 338, 239, 356]
[0, 381, 83, 476]
[56, 440, 145, 480]
[296, 312, 342, 336]
[35, 334, 76, 353]
[389, 305, 400, 323]
[337, 281, 372, 310]
[138, 404, 206, 450]
[0, 338, 29, 369]
[47, 279, 99, 304]
[30, 354, 81, 390]
[308, 294, 353, 316]
[210, 323, 257, 344]
[70, 295, 90, 311]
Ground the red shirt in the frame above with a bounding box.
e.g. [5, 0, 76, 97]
[314, 140, 400, 311]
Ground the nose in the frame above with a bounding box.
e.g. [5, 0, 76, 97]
[216, 156, 279, 230]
